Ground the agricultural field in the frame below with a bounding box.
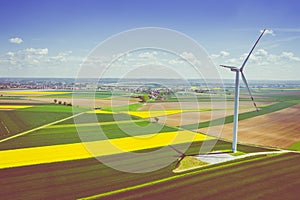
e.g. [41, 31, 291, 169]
[0, 140, 274, 199]
[95, 152, 300, 200]
[0, 88, 300, 199]
[198, 104, 300, 149]
[0, 103, 75, 139]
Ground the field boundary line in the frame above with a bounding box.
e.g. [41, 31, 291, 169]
[0, 112, 86, 143]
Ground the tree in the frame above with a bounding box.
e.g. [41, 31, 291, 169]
[139, 94, 149, 103]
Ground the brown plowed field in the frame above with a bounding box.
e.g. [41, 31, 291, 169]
[198, 104, 300, 148]
[139, 101, 274, 110]
[91, 153, 300, 200]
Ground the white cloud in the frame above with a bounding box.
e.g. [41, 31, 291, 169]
[138, 51, 157, 59]
[168, 58, 185, 65]
[255, 49, 268, 56]
[82, 55, 114, 68]
[281, 51, 300, 62]
[24, 48, 48, 55]
[179, 51, 202, 66]
[9, 37, 23, 44]
[221, 49, 300, 67]
[0, 48, 76, 69]
[49, 51, 72, 63]
[211, 51, 230, 58]
[261, 29, 275, 36]
[220, 51, 230, 57]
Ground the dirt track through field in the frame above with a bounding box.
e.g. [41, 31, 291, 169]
[198, 104, 300, 148]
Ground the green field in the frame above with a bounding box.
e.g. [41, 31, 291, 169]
[0, 105, 73, 138]
[289, 141, 300, 151]
[0, 115, 178, 150]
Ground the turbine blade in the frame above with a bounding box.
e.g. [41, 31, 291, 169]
[175, 156, 185, 168]
[168, 145, 184, 155]
[187, 153, 199, 156]
[220, 65, 235, 68]
[241, 72, 259, 111]
[240, 29, 266, 71]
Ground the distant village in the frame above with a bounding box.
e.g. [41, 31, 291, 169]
[0, 78, 300, 91]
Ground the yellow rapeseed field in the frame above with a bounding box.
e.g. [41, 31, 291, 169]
[86, 110, 114, 114]
[0, 105, 32, 109]
[126, 110, 183, 118]
[0, 130, 213, 169]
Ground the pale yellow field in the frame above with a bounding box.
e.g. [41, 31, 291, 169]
[2, 91, 70, 95]
[0, 130, 213, 169]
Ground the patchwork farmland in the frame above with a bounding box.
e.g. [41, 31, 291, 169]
[0, 88, 300, 199]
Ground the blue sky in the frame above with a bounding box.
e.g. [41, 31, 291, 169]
[1, 0, 300, 80]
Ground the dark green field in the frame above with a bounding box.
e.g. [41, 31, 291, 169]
[0, 108, 72, 139]
[57, 112, 141, 125]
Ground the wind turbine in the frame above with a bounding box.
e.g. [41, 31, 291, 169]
[220, 29, 266, 153]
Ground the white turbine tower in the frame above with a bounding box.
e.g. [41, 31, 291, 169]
[220, 29, 266, 153]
